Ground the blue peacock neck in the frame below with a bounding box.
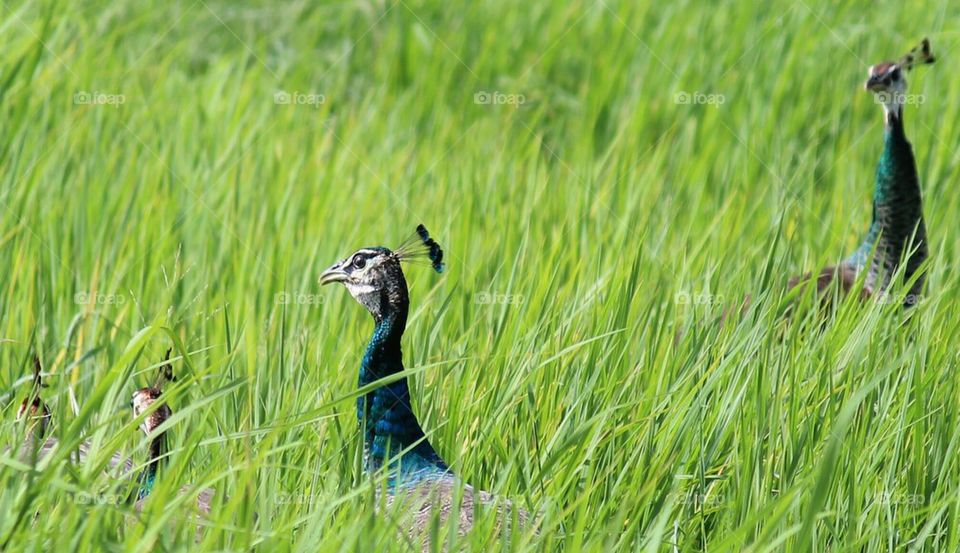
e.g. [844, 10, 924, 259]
[358, 287, 448, 484]
[135, 433, 166, 501]
[846, 108, 927, 303]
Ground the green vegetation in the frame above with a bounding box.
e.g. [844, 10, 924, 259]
[1, 0, 958, 550]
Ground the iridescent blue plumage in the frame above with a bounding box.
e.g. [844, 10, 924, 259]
[845, 88, 928, 306]
[135, 455, 160, 500]
[130, 393, 170, 502]
[359, 309, 448, 480]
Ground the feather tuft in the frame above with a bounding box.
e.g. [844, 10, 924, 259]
[396, 224, 445, 273]
[32, 355, 47, 389]
[899, 38, 935, 70]
[155, 348, 177, 391]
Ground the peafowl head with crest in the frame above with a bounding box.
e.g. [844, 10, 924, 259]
[16, 356, 52, 438]
[866, 38, 935, 121]
[319, 225, 445, 321]
[130, 349, 176, 435]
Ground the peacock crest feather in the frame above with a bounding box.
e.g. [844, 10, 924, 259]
[897, 38, 935, 70]
[394, 224, 446, 273]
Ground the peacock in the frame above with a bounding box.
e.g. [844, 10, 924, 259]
[319, 225, 532, 544]
[13, 356, 52, 451]
[788, 39, 935, 307]
[7, 355, 131, 472]
[128, 349, 214, 514]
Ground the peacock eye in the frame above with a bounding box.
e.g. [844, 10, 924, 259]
[352, 255, 366, 269]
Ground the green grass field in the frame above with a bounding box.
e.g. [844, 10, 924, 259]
[2, 0, 959, 550]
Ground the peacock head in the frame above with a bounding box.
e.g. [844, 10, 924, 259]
[865, 62, 906, 96]
[15, 356, 51, 437]
[319, 225, 445, 321]
[130, 350, 175, 435]
[865, 38, 934, 119]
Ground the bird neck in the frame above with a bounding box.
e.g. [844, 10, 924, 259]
[847, 109, 927, 300]
[134, 432, 167, 501]
[19, 424, 46, 457]
[358, 297, 448, 484]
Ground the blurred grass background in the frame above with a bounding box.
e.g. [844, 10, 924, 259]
[1, 0, 959, 550]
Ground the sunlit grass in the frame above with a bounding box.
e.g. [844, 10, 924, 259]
[1, 0, 959, 550]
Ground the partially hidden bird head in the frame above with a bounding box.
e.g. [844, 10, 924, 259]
[16, 356, 51, 437]
[866, 38, 935, 118]
[319, 225, 445, 320]
[130, 349, 176, 435]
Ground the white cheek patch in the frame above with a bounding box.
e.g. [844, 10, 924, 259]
[133, 395, 152, 416]
[348, 283, 378, 296]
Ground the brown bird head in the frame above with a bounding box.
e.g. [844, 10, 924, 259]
[15, 356, 51, 438]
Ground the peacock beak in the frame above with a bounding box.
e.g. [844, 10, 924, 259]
[319, 261, 349, 285]
[864, 75, 882, 91]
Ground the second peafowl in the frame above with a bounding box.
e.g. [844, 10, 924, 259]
[9, 355, 131, 472]
[319, 225, 531, 543]
[15, 356, 52, 446]
[128, 349, 215, 514]
[789, 39, 935, 307]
